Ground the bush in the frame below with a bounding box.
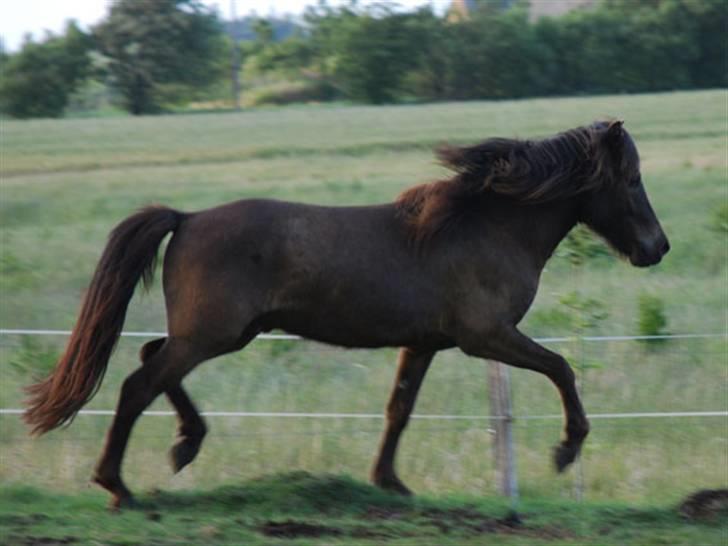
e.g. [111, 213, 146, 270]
[559, 291, 609, 331]
[0, 22, 91, 118]
[557, 225, 612, 266]
[709, 203, 728, 234]
[637, 293, 669, 342]
[245, 80, 337, 106]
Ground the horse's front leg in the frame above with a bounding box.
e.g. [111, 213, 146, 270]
[371, 347, 435, 495]
[459, 327, 589, 471]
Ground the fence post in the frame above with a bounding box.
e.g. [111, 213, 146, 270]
[488, 360, 518, 501]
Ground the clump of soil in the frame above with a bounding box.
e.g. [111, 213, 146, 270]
[6, 537, 77, 546]
[261, 520, 342, 538]
[258, 507, 573, 540]
[679, 489, 728, 521]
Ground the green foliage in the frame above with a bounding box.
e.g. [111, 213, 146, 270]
[637, 293, 669, 340]
[557, 225, 612, 266]
[559, 291, 609, 332]
[8, 337, 59, 378]
[303, 4, 423, 104]
[0, 22, 92, 118]
[94, 0, 226, 114]
[709, 202, 728, 234]
[245, 0, 726, 105]
[245, 80, 336, 107]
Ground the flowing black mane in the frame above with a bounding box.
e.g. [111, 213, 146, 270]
[397, 122, 622, 244]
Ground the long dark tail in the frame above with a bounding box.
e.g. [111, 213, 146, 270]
[24, 206, 182, 435]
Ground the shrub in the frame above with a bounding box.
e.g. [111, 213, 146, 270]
[637, 293, 669, 342]
[0, 22, 91, 118]
[709, 203, 728, 234]
[557, 226, 612, 266]
[245, 80, 337, 106]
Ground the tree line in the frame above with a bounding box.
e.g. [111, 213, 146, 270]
[1, 0, 725, 118]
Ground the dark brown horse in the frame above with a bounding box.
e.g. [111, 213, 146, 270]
[25, 121, 669, 508]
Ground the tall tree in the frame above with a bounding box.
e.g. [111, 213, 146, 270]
[94, 0, 225, 114]
[0, 21, 92, 118]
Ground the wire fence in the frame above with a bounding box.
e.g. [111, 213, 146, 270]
[1, 327, 726, 501]
[2, 327, 726, 420]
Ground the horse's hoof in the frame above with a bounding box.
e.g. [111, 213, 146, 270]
[553, 443, 579, 473]
[92, 472, 136, 510]
[169, 439, 200, 474]
[107, 493, 139, 513]
[373, 474, 413, 496]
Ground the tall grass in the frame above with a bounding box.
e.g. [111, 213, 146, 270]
[1, 90, 726, 503]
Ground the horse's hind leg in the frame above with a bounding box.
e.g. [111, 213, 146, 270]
[167, 385, 206, 473]
[372, 347, 435, 496]
[141, 337, 208, 474]
[92, 337, 207, 509]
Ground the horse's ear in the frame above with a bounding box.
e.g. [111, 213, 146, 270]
[604, 120, 624, 150]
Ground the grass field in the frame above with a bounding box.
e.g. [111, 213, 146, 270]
[1, 91, 727, 537]
[1, 473, 726, 546]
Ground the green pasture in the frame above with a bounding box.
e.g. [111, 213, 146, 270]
[0, 91, 726, 511]
[1, 473, 726, 546]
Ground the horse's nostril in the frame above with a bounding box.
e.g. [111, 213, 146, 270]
[661, 240, 670, 255]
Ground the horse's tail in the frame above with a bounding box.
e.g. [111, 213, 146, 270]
[24, 206, 182, 435]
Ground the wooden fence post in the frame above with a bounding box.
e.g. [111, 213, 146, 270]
[488, 361, 519, 501]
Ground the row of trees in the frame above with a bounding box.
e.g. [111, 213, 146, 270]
[269, 0, 725, 104]
[1, 0, 725, 117]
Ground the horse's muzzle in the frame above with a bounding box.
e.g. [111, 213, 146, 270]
[630, 235, 670, 267]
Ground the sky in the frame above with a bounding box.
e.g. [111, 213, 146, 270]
[0, 0, 439, 52]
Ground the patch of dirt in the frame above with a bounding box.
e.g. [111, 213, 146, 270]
[349, 526, 404, 539]
[0, 514, 49, 526]
[260, 520, 343, 539]
[255, 505, 573, 541]
[145, 511, 162, 522]
[679, 489, 728, 521]
[5, 537, 77, 546]
[365, 506, 574, 540]
[364, 506, 407, 520]
[421, 507, 527, 536]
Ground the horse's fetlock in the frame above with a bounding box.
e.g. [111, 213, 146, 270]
[179, 419, 207, 441]
[567, 420, 589, 439]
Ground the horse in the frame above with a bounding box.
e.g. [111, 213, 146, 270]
[24, 120, 669, 509]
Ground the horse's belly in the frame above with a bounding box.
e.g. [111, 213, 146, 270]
[268, 303, 447, 349]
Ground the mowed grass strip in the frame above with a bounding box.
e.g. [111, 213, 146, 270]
[2, 90, 724, 176]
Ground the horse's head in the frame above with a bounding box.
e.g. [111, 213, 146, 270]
[580, 121, 670, 267]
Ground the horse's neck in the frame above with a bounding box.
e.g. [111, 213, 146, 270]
[502, 198, 580, 269]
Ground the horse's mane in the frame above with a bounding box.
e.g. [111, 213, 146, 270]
[397, 123, 620, 245]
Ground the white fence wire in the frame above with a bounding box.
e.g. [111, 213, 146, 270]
[1, 328, 726, 421]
